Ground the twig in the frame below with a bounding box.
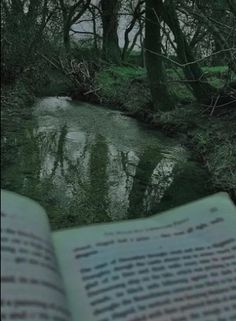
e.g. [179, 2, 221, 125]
[84, 88, 101, 95]
[37, 52, 62, 71]
[141, 46, 236, 68]
[210, 94, 220, 116]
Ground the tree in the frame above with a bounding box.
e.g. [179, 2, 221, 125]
[121, 0, 145, 61]
[58, 0, 91, 51]
[128, 147, 160, 219]
[162, 0, 217, 103]
[89, 135, 109, 221]
[100, 0, 121, 63]
[145, 0, 174, 111]
[1, 0, 54, 83]
[180, 0, 236, 69]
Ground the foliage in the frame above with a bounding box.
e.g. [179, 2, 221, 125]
[192, 120, 236, 200]
[154, 105, 200, 132]
[1, 82, 35, 172]
[96, 66, 151, 111]
[1, 0, 59, 85]
[32, 69, 74, 97]
[1, 82, 35, 112]
[70, 42, 102, 63]
[58, 0, 91, 51]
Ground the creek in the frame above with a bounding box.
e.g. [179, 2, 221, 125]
[1, 97, 210, 229]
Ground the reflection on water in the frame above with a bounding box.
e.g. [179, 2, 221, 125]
[2, 97, 210, 229]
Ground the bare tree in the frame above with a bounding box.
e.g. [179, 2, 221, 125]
[1, 0, 55, 83]
[145, 0, 174, 111]
[100, 0, 121, 63]
[121, 0, 145, 61]
[179, 1, 236, 70]
[58, 0, 91, 51]
[162, 0, 217, 103]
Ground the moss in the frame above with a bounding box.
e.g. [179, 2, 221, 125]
[202, 65, 228, 74]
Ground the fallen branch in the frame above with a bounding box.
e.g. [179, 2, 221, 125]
[37, 52, 62, 71]
[210, 94, 220, 116]
[84, 87, 101, 95]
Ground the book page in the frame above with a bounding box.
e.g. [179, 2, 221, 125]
[1, 190, 71, 321]
[53, 193, 236, 321]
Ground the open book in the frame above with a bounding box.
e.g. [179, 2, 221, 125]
[1, 190, 236, 321]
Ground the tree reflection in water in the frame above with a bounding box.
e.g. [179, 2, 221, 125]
[2, 98, 210, 229]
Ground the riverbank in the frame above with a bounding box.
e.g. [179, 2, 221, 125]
[93, 66, 236, 202]
[1, 81, 35, 137]
[1, 82, 35, 175]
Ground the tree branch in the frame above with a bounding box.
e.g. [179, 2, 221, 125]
[142, 47, 236, 69]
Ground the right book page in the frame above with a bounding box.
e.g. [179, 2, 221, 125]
[53, 193, 236, 321]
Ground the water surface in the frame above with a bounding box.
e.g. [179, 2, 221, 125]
[2, 97, 210, 229]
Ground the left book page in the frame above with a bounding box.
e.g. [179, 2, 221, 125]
[1, 190, 71, 321]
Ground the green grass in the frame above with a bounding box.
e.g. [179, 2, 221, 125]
[96, 66, 194, 110]
[96, 65, 234, 110]
[96, 66, 151, 111]
[107, 66, 145, 78]
[202, 65, 228, 74]
[203, 66, 236, 88]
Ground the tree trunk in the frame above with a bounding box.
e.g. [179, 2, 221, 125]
[163, 0, 216, 103]
[89, 6, 98, 51]
[128, 148, 159, 219]
[212, 1, 225, 65]
[89, 135, 109, 221]
[145, 0, 174, 111]
[59, 0, 92, 53]
[63, 26, 71, 52]
[121, 0, 144, 61]
[101, 0, 121, 63]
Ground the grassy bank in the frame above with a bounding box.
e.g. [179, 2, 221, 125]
[1, 81, 35, 175]
[96, 65, 232, 110]
[1, 81, 35, 127]
[96, 65, 236, 201]
[154, 107, 236, 202]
